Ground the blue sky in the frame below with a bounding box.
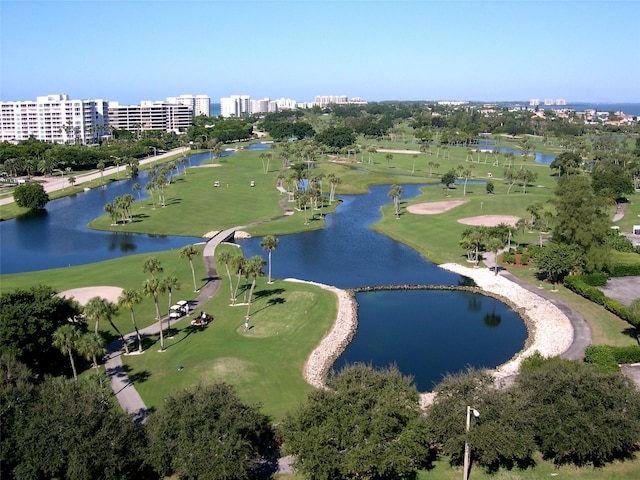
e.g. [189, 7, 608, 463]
[1, 0, 639, 104]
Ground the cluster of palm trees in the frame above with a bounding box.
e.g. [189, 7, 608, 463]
[104, 194, 135, 225]
[458, 223, 515, 274]
[52, 323, 107, 380]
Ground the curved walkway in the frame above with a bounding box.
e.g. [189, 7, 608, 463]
[104, 227, 235, 423]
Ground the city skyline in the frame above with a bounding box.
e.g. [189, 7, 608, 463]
[1, 1, 639, 104]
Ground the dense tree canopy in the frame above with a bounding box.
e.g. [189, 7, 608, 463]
[314, 126, 357, 151]
[13, 182, 49, 209]
[280, 364, 435, 480]
[549, 175, 611, 272]
[146, 383, 273, 480]
[0, 285, 82, 376]
[7, 373, 148, 480]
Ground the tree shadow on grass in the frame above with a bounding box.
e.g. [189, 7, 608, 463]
[251, 297, 286, 316]
[622, 327, 640, 344]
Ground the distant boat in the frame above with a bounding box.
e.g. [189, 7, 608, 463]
[83, 187, 91, 192]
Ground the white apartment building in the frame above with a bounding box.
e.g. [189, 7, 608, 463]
[0, 94, 109, 144]
[250, 98, 271, 114]
[108, 101, 192, 133]
[220, 95, 251, 117]
[166, 94, 211, 117]
[314, 95, 348, 107]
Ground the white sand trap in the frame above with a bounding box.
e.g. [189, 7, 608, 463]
[458, 215, 520, 227]
[407, 199, 469, 214]
[193, 163, 222, 168]
[58, 286, 123, 305]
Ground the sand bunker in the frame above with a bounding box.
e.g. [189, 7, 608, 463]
[457, 215, 520, 227]
[58, 286, 123, 305]
[407, 199, 469, 214]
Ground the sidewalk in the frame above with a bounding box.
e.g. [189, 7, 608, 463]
[0, 147, 188, 207]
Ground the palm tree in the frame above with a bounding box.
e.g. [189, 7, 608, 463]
[85, 296, 128, 354]
[143, 256, 163, 278]
[97, 161, 105, 185]
[143, 277, 166, 351]
[163, 275, 180, 334]
[142, 277, 164, 320]
[132, 182, 142, 202]
[217, 250, 239, 304]
[52, 324, 82, 380]
[260, 235, 279, 284]
[244, 255, 266, 323]
[387, 184, 404, 219]
[230, 255, 247, 305]
[385, 153, 393, 167]
[76, 332, 107, 370]
[179, 245, 200, 291]
[118, 288, 144, 352]
[462, 167, 474, 196]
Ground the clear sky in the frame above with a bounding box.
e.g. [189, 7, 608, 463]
[1, 0, 639, 104]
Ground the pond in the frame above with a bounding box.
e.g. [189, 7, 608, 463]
[238, 184, 527, 390]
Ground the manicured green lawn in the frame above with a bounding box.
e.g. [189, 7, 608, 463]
[124, 275, 335, 421]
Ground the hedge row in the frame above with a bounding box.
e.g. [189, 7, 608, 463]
[609, 263, 640, 277]
[563, 276, 639, 327]
[585, 345, 640, 371]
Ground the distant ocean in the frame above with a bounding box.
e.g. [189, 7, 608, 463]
[210, 101, 640, 117]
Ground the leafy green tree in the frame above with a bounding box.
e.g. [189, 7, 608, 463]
[550, 151, 581, 177]
[280, 364, 436, 480]
[517, 356, 640, 467]
[441, 169, 457, 195]
[0, 285, 82, 376]
[315, 126, 356, 151]
[146, 383, 273, 480]
[12, 376, 148, 480]
[591, 161, 634, 200]
[0, 355, 36, 479]
[549, 175, 611, 272]
[13, 182, 49, 210]
[179, 245, 200, 291]
[532, 241, 584, 285]
[260, 235, 279, 284]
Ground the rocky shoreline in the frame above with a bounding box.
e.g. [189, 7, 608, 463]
[290, 263, 574, 404]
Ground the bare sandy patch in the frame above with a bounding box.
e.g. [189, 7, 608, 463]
[58, 286, 123, 305]
[457, 215, 520, 227]
[193, 163, 222, 168]
[407, 199, 469, 214]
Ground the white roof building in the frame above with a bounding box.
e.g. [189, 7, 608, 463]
[0, 94, 109, 145]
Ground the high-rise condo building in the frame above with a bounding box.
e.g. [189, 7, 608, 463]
[0, 94, 109, 144]
[107, 101, 193, 133]
[220, 95, 251, 117]
[166, 94, 211, 116]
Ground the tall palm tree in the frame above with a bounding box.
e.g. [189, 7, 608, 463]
[52, 324, 82, 380]
[388, 184, 404, 219]
[244, 255, 266, 322]
[230, 255, 247, 305]
[163, 275, 180, 333]
[143, 277, 166, 351]
[76, 331, 107, 370]
[118, 288, 144, 352]
[85, 297, 128, 354]
[179, 245, 200, 291]
[260, 235, 279, 284]
[217, 249, 239, 304]
[142, 256, 163, 278]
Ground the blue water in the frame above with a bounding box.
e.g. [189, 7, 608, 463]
[0, 153, 220, 274]
[333, 290, 525, 390]
[238, 184, 527, 390]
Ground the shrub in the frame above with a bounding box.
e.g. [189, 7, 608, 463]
[503, 253, 516, 264]
[520, 253, 530, 265]
[579, 272, 609, 286]
[604, 299, 639, 327]
[609, 263, 640, 277]
[563, 276, 607, 305]
[584, 345, 620, 373]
